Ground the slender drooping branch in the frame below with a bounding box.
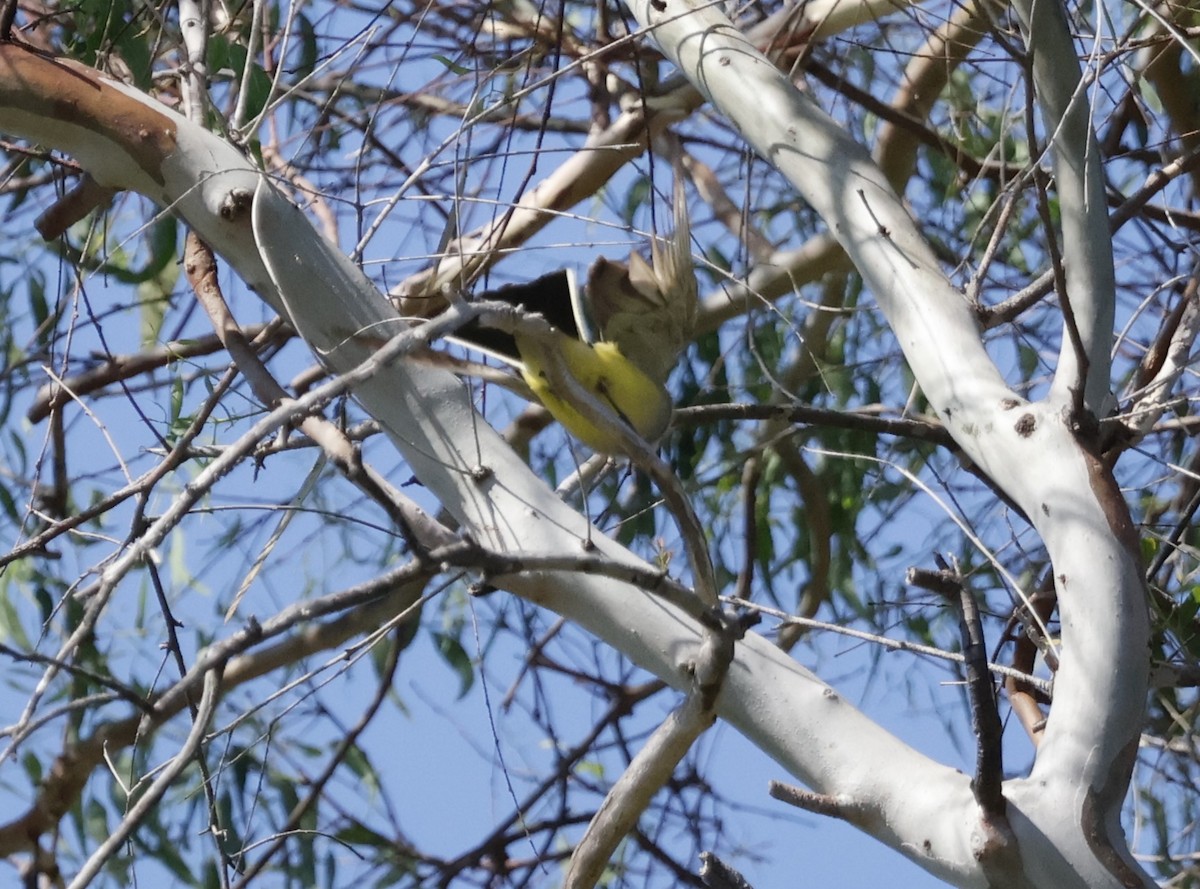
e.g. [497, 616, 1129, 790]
[64, 670, 222, 889]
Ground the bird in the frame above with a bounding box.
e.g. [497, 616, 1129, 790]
[452, 178, 695, 455]
[586, 176, 697, 387]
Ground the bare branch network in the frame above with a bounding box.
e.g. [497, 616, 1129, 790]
[0, 0, 1198, 886]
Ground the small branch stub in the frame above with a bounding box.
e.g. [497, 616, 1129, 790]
[699, 851, 755, 889]
[768, 781, 864, 824]
[220, 187, 254, 221]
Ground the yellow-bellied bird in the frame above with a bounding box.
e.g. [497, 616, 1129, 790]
[454, 179, 695, 455]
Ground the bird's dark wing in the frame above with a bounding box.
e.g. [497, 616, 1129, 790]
[452, 270, 583, 361]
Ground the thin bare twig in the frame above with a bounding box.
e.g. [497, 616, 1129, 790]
[65, 668, 222, 889]
[910, 558, 1006, 818]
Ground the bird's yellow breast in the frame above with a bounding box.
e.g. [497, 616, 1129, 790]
[514, 333, 672, 454]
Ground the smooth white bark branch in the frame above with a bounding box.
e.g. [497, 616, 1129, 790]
[0, 28, 1155, 884]
[1010, 0, 1117, 412]
[626, 0, 1015, 469]
[252, 188, 976, 863]
[620, 3, 1153, 885]
[394, 0, 923, 307]
[0, 42, 981, 876]
[564, 681, 715, 888]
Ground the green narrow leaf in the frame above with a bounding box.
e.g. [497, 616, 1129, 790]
[296, 13, 319, 78]
[432, 631, 475, 698]
[0, 589, 30, 648]
[0, 481, 19, 525]
[21, 752, 42, 786]
[431, 54, 471, 75]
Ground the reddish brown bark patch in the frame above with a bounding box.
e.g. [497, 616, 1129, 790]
[0, 44, 177, 186]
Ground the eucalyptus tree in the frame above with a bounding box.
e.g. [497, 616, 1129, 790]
[0, 0, 1197, 886]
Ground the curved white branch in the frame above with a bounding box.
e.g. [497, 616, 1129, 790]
[0, 35, 1154, 886]
[0, 43, 983, 879]
[1011, 0, 1117, 413]
[620, 3, 1152, 885]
